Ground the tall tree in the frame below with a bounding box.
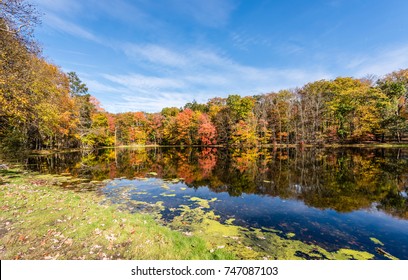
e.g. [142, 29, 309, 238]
[67, 72, 93, 145]
[197, 113, 217, 145]
[67, 71, 88, 97]
[0, 0, 39, 147]
[377, 70, 408, 142]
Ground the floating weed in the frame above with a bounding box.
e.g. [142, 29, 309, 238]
[189, 197, 213, 209]
[154, 201, 165, 211]
[332, 249, 374, 260]
[370, 237, 384, 246]
[160, 184, 170, 190]
[261, 227, 282, 234]
[134, 191, 148, 195]
[189, 197, 217, 209]
[160, 193, 176, 197]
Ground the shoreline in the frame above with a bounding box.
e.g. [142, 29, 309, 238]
[8, 142, 408, 156]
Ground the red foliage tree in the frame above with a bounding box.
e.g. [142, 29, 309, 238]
[198, 113, 217, 145]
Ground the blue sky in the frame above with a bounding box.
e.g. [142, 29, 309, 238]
[32, 0, 408, 113]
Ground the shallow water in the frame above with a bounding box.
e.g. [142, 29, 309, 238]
[4, 147, 408, 259]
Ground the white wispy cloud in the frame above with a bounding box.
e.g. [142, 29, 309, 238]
[230, 31, 273, 51]
[168, 0, 236, 27]
[89, 0, 161, 28]
[122, 44, 190, 68]
[85, 79, 130, 94]
[44, 14, 101, 43]
[352, 44, 408, 77]
[32, 0, 83, 14]
[102, 91, 191, 113]
[103, 74, 187, 91]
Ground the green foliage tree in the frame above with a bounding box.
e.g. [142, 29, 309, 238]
[67, 72, 88, 97]
[184, 100, 208, 113]
[377, 71, 408, 142]
[226, 94, 255, 122]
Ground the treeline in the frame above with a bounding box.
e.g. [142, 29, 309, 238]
[71, 69, 408, 148]
[1, 1, 408, 150]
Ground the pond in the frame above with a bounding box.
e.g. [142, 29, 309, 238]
[5, 147, 408, 259]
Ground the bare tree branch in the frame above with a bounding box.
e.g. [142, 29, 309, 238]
[0, 0, 41, 50]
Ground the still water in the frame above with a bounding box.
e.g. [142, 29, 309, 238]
[8, 147, 408, 259]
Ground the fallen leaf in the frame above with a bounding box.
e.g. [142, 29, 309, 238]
[64, 238, 73, 246]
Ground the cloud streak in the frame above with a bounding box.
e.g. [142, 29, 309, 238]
[168, 0, 236, 27]
[33, 0, 83, 14]
[44, 14, 101, 43]
[352, 44, 408, 77]
[122, 44, 190, 68]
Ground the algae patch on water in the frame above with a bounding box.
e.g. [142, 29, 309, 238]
[370, 237, 384, 246]
[160, 193, 176, 197]
[189, 197, 217, 209]
[161, 184, 170, 190]
[168, 204, 375, 260]
[332, 249, 374, 260]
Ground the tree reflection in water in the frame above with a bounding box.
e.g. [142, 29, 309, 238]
[22, 147, 408, 219]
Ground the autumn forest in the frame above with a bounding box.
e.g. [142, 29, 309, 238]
[2, 1, 408, 152]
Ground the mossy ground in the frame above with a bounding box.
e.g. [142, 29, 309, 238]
[0, 169, 233, 260]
